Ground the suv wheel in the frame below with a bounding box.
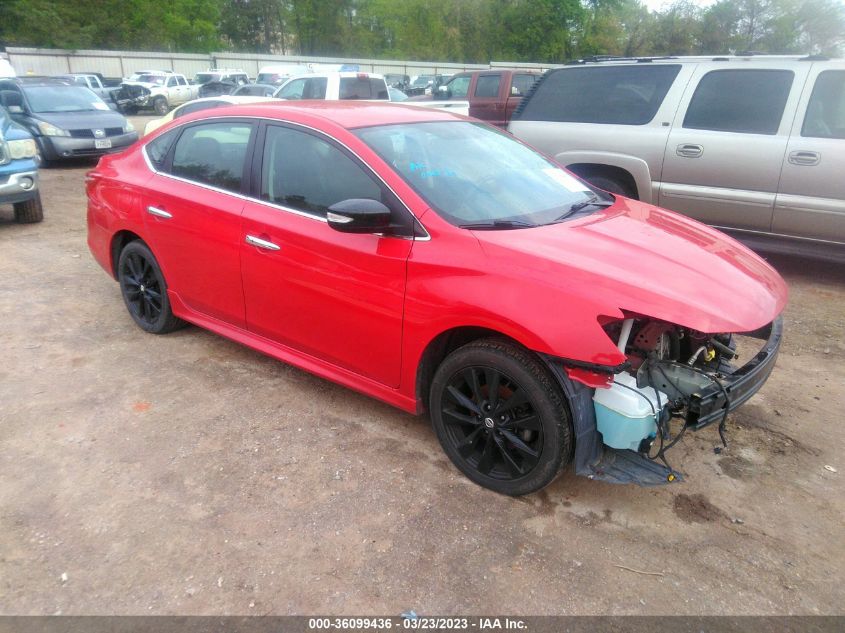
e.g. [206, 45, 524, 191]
[429, 339, 573, 496]
[13, 192, 44, 223]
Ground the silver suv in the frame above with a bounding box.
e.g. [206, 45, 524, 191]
[509, 55, 845, 258]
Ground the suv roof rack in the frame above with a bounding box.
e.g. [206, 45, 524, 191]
[565, 55, 679, 65]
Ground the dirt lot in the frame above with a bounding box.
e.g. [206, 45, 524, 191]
[1, 116, 843, 615]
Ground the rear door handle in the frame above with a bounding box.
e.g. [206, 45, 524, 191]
[147, 206, 172, 219]
[676, 143, 703, 158]
[788, 150, 820, 166]
[245, 235, 281, 251]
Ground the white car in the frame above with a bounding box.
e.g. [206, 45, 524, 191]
[142, 95, 274, 136]
[119, 71, 200, 115]
[273, 72, 389, 101]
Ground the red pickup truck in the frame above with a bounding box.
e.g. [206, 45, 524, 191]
[406, 69, 541, 127]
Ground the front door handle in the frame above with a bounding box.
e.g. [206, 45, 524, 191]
[676, 143, 703, 158]
[788, 150, 820, 166]
[147, 206, 172, 219]
[245, 235, 281, 251]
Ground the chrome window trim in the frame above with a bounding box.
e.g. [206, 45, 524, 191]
[141, 115, 431, 240]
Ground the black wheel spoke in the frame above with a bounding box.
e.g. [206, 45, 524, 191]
[476, 434, 496, 475]
[126, 255, 141, 280]
[499, 428, 539, 457]
[145, 287, 162, 300]
[456, 427, 484, 457]
[509, 414, 541, 432]
[462, 368, 483, 406]
[485, 368, 500, 409]
[493, 388, 529, 416]
[443, 408, 481, 427]
[447, 385, 481, 415]
[493, 435, 524, 476]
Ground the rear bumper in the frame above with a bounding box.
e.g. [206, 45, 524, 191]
[39, 132, 138, 161]
[0, 169, 39, 205]
[688, 316, 783, 429]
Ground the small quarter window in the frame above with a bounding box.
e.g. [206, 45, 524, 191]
[145, 128, 179, 170]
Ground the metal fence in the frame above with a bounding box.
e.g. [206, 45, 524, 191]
[4, 47, 556, 79]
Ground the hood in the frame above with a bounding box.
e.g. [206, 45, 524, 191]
[474, 198, 787, 334]
[121, 81, 157, 90]
[34, 109, 128, 130]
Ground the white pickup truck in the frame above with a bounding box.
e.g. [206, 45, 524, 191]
[117, 72, 200, 115]
[274, 72, 389, 101]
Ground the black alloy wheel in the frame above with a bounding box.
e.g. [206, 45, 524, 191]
[117, 241, 185, 334]
[430, 339, 573, 495]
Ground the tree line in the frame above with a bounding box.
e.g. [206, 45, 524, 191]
[1, 0, 843, 63]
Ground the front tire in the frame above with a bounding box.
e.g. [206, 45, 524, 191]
[152, 97, 169, 115]
[117, 241, 185, 334]
[430, 339, 573, 496]
[13, 192, 44, 223]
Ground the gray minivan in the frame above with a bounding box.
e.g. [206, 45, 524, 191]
[509, 55, 845, 259]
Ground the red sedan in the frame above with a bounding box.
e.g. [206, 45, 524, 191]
[87, 102, 787, 495]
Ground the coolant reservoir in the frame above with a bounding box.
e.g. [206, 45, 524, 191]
[593, 372, 666, 452]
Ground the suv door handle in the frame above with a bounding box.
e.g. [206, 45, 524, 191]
[676, 143, 703, 158]
[788, 150, 820, 166]
[245, 235, 281, 251]
[147, 206, 172, 219]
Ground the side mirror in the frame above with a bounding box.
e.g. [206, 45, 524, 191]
[327, 199, 391, 234]
[436, 85, 451, 99]
[0, 90, 24, 113]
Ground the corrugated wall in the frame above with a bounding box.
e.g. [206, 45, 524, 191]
[6, 47, 514, 80]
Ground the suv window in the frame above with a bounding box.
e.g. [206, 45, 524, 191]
[683, 69, 794, 135]
[339, 77, 388, 100]
[475, 75, 501, 98]
[171, 122, 253, 193]
[517, 65, 681, 125]
[510, 74, 537, 96]
[802, 70, 845, 140]
[278, 78, 307, 99]
[260, 125, 382, 217]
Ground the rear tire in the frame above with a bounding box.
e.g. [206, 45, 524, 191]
[430, 338, 573, 496]
[117, 240, 186, 334]
[13, 192, 44, 223]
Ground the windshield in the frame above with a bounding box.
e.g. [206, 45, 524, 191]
[411, 75, 433, 87]
[24, 86, 110, 113]
[194, 73, 220, 84]
[135, 74, 166, 85]
[354, 121, 608, 227]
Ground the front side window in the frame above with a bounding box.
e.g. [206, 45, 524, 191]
[475, 75, 502, 98]
[516, 65, 681, 125]
[166, 76, 177, 88]
[802, 70, 845, 139]
[177, 76, 187, 86]
[355, 121, 602, 228]
[170, 122, 253, 193]
[445, 75, 470, 98]
[683, 69, 794, 135]
[277, 78, 307, 99]
[261, 125, 382, 217]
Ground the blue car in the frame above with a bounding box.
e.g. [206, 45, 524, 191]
[0, 103, 42, 222]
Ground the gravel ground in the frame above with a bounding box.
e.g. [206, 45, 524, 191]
[1, 116, 843, 615]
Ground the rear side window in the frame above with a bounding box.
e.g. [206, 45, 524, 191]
[171, 122, 253, 193]
[339, 77, 388, 100]
[683, 69, 793, 135]
[303, 77, 328, 99]
[145, 128, 179, 170]
[517, 65, 681, 125]
[260, 125, 382, 217]
[510, 74, 537, 96]
[802, 70, 845, 139]
[475, 75, 501, 98]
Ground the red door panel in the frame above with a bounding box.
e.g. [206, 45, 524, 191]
[240, 203, 411, 387]
[143, 175, 246, 327]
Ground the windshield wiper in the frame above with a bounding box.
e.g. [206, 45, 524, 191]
[553, 195, 614, 222]
[459, 219, 537, 230]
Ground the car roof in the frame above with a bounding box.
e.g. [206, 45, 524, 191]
[187, 100, 464, 129]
